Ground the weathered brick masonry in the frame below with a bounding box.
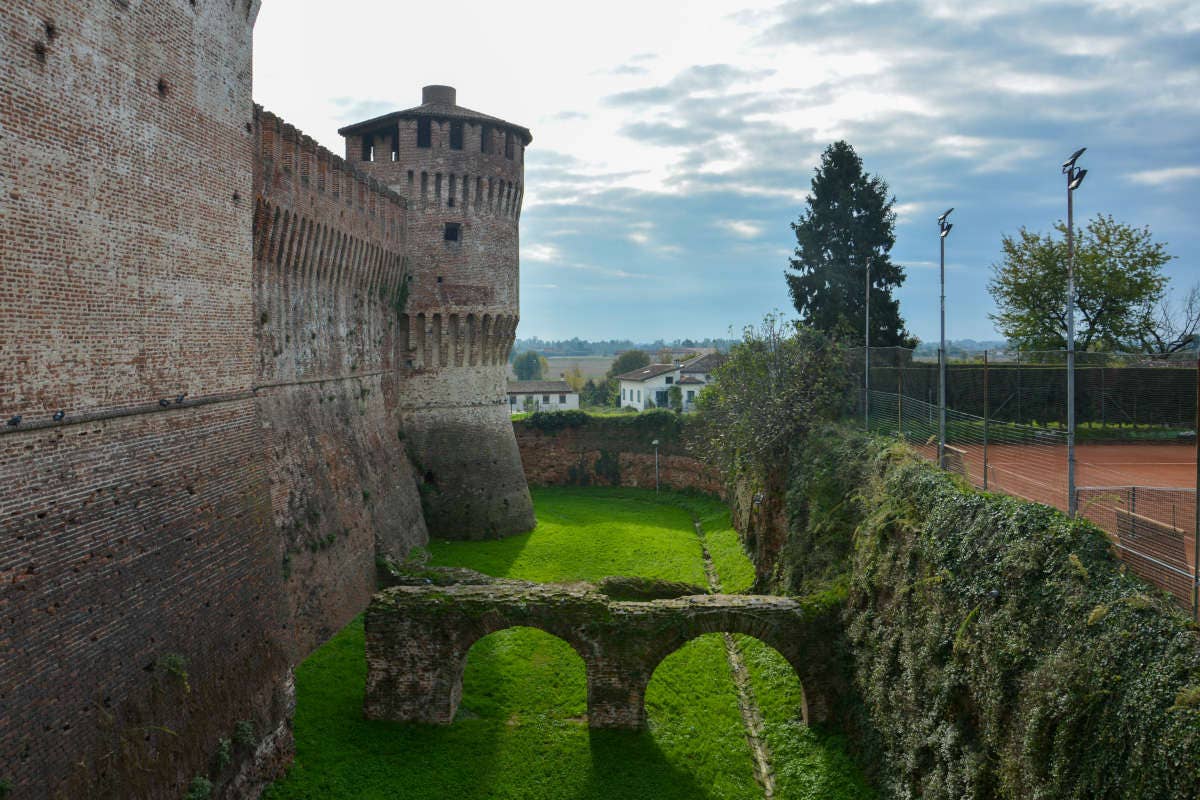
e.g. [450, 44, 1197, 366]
[513, 416, 725, 497]
[0, 3, 454, 797]
[0, 1, 291, 797]
[340, 87, 536, 539]
[252, 109, 427, 657]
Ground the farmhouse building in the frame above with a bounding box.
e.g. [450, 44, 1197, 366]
[508, 380, 580, 413]
[617, 353, 725, 411]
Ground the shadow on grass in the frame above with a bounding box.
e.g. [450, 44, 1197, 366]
[585, 729, 712, 799]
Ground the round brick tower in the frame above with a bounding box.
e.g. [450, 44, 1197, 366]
[339, 85, 534, 539]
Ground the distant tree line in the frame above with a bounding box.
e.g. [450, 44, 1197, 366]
[510, 336, 735, 358]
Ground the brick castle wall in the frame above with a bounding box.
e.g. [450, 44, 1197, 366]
[0, 2, 292, 797]
[0, 6, 431, 798]
[252, 109, 427, 656]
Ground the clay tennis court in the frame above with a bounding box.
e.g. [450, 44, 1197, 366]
[910, 439, 1198, 611]
[911, 440, 1194, 506]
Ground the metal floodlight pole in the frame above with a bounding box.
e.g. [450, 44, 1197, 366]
[983, 349, 990, 490]
[1063, 148, 1086, 518]
[1193, 354, 1199, 621]
[865, 259, 871, 430]
[938, 209, 953, 469]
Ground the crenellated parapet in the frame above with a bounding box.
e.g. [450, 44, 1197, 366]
[253, 107, 410, 384]
[256, 106, 406, 238]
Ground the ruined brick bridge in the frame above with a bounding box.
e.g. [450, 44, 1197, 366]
[363, 570, 846, 730]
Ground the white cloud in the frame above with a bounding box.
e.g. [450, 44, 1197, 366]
[893, 203, 929, 223]
[560, 262, 652, 280]
[720, 219, 763, 238]
[1125, 166, 1200, 186]
[523, 243, 562, 262]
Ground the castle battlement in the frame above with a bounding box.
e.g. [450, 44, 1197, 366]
[256, 106, 406, 232]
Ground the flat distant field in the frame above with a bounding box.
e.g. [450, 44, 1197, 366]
[508, 355, 615, 381]
[264, 487, 872, 800]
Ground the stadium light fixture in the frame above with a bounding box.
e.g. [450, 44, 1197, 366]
[1062, 147, 1087, 516]
[1062, 147, 1086, 170]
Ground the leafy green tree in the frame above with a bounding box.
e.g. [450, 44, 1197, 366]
[561, 365, 586, 391]
[513, 350, 548, 380]
[607, 350, 650, 378]
[667, 385, 683, 412]
[786, 141, 913, 347]
[580, 378, 611, 408]
[694, 314, 849, 477]
[988, 214, 1172, 351]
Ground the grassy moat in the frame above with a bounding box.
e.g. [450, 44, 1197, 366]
[263, 487, 872, 800]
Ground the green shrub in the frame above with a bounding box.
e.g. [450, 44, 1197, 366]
[157, 652, 190, 693]
[233, 720, 256, 749]
[778, 427, 872, 596]
[215, 737, 232, 771]
[184, 776, 212, 800]
[527, 409, 589, 432]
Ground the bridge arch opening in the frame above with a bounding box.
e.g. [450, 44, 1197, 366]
[645, 632, 808, 730]
[456, 626, 587, 723]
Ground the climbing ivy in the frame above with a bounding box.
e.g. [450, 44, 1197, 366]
[843, 441, 1200, 800]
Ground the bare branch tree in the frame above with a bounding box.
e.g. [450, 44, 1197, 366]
[1138, 283, 1200, 354]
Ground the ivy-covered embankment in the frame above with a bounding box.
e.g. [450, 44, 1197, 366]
[772, 430, 1200, 799]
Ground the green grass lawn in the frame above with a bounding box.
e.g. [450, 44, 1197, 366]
[264, 486, 872, 800]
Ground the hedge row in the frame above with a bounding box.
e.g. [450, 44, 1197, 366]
[521, 408, 688, 442]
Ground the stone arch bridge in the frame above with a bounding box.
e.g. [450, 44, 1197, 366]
[363, 570, 846, 729]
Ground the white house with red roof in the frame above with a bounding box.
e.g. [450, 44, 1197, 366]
[615, 352, 725, 411]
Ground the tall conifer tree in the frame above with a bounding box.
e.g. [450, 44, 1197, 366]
[786, 141, 914, 347]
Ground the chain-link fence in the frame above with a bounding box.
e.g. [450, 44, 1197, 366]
[854, 346, 1199, 617]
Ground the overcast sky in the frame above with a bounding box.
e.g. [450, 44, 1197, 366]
[254, 0, 1200, 344]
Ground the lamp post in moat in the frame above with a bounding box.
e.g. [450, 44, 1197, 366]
[937, 208, 953, 469]
[1062, 147, 1087, 517]
[651, 439, 660, 493]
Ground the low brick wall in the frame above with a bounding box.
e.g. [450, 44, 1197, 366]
[512, 412, 724, 497]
